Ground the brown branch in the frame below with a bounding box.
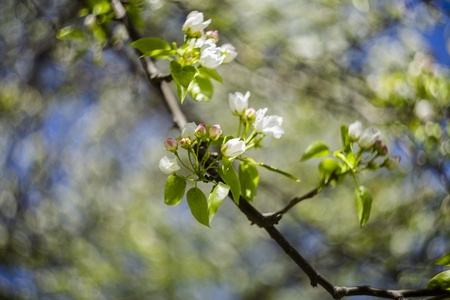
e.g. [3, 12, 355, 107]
[264, 172, 340, 225]
[107, 1, 450, 299]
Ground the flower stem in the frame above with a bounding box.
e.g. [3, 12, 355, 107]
[175, 152, 195, 173]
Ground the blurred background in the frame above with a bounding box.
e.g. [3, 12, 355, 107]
[0, 0, 449, 299]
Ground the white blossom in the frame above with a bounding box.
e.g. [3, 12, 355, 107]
[348, 120, 363, 141]
[221, 138, 246, 159]
[181, 122, 197, 140]
[229, 91, 250, 115]
[182, 11, 211, 34]
[200, 39, 216, 51]
[220, 43, 238, 63]
[159, 155, 181, 175]
[358, 128, 381, 149]
[254, 108, 285, 139]
[200, 46, 225, 69]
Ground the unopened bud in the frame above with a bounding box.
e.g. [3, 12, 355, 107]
[209, 124, 222, 141]
[383, 156, 401, 170]
[164, 138, 178, 152]
[374, 140, 388, 156]
[243, 107, 256, 123]
[194, 123, 207, 138]
[180, 138, 192, 149]
[205, 30, 219, 42]
[348, 120, 362, 141]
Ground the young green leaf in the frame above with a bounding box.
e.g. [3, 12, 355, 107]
[186, 187, 209, 227]
[300, 140, 330, 161]
[256, 162, 300, 182]
[208, 183, 230, 223]
[334, 150, 356, 170]
[164, 174, 186, 206]
[188, 76, 213, 102]
[239, 161, 259, 201]
[433, 252, 450, 266]
[318, 159, 341, 181]
[197, 67, 223, 83]
[427, 270, 450, 290]
[130, 37, 171, 56]
[170, 61, 197, 103]
[86, 0, 111, 15]
[354, 185, 373, 227]
[145, 49, 176, 59]
[57, 26, 84, 41]
[218, 165, 240, 204]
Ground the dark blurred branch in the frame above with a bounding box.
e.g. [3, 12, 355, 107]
[108, 1, 450, 299]
[109, 0, 186, 129]
[19, 0, 59, 32]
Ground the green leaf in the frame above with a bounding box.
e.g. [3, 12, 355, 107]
[341, 124, 350, 150]
[186, 187, 209, 227]
[147, 49, 176, 59]
[86, 0, 111, 15]
[170, 61, 197, 103]
[354, 185, 373, 227]
[92, 24, 107, 44]
[239, 161, 259, 201]
[57, 26, 84, 41]
[433, 252, 450, 266]
[428, 270, 450, 290]
[198, 67, 223, 83]
[300, 140, 330, 161]
[256, 162, 300, 182]
[218, 165, 240, 204]
[208, 183, 230, 223]
[188, 76, 213, 102]
[130, 38, 171, 56]
[318, 159, 341, 180]
[164, 174, 186, 206]
[334, 150, 356, 170]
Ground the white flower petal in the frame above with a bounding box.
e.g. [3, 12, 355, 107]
[159, 155, 181, 175]
[221, 138, 246, 158]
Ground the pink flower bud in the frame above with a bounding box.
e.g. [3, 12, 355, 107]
[164, 138, 178, 152]
[180, 138, 192, 149]
[205, 30, 219, 42]
[384, 156, 401, 170]
[194, 123, 207, 138]
[209, 124, 222, 141]
[375, 140, 388, 156]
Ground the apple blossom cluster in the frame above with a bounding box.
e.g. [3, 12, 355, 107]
[159, 90, 288, 179]
[347, 120, 400, 170]
[183, 11, 237, 69]
[160, 123, 224, 176]
[228, 91, 285, 147]
[130, 11, 238, 103]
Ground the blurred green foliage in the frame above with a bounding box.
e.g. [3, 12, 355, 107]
[0, 0, 448, 299]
